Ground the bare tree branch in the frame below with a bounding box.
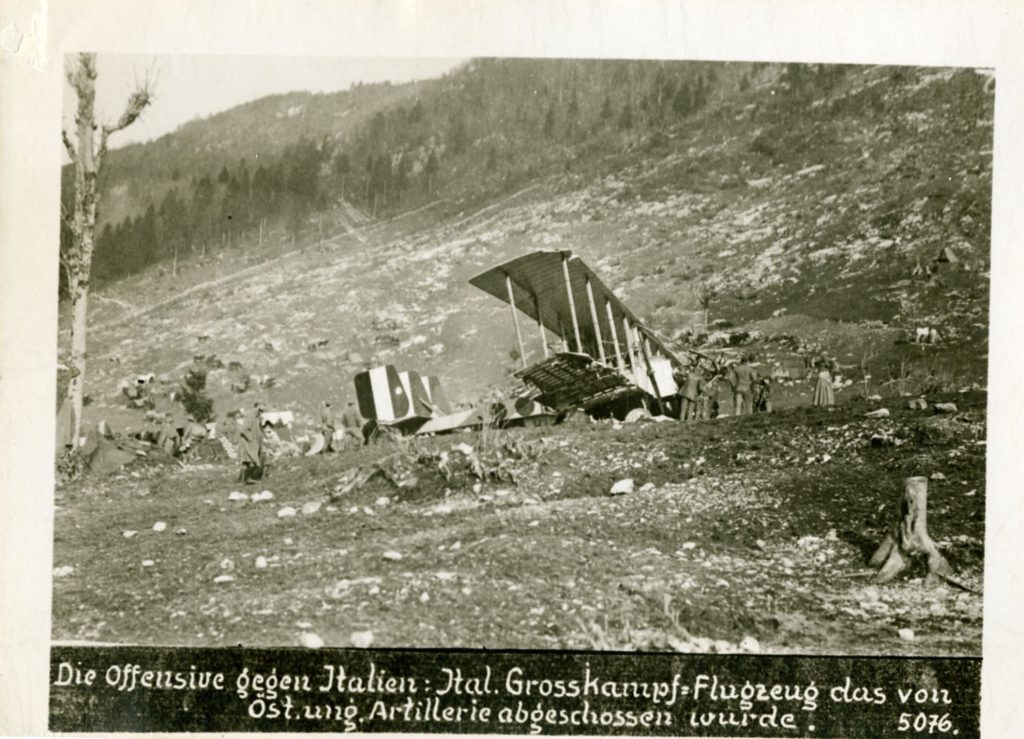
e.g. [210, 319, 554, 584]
[98, 73, 154, 164]
[62, 129, 77, 162]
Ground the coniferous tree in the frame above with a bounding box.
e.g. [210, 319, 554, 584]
[333, 151, 352, 198]
[423, 150, 439, 194]
[543, 103, 556, 139]
[618, 102, 633, 130]
[565, 90, 580, 140]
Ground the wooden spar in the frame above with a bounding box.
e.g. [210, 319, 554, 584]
[534, 293, 548, 358]
[622, 316, 638, 374]
[557, 316, 569, 352]
[584, 278, 606, 363]
[505, 273, 527, 369]
[562, 255, 584, 352]
[606, 300, 624, 372]
[636, 326, 664, 414]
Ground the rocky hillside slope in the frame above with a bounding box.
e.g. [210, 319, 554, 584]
[61, 61, 993, 432]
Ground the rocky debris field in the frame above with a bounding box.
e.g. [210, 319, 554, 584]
[52, 390, 984, 655]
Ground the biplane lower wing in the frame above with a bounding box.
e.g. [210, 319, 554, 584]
[516, 352, 635, 410]
[414, 407, 488, 435]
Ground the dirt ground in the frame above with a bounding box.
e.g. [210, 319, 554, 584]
[51, 391, 985, 655]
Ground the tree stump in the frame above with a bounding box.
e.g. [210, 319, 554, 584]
[870, 476, 953, 584]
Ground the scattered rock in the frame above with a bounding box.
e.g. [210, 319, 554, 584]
[175, 528, 188, 536]
[152, 521, 167, 532]
[419, 592, 430, 603]
[930, 472, 947, 481]
[255, 556, 268, 569]
[299, 632, 324, 649]
[865, 408, 890, 419]
[624, 408, 652, 424]
[252, 490, 274, 502]
[301, 501, 322, 515]
[934, 403, 958, 414]
[382, 551, 403, 561]
[213, 574, 235, 584]
[141, 560, 155, 568]
[53, 565, 75, 578]
[122, 530, 137, 539]
[228, 491, 249, 502]
[435, 571, 456, 581]
[898, 628, 916, 642]
[375, 496, 390, 507]
[277, 506, 297, 519]
[350, 630, 375, 648]
[739, 636, 761, 653]
[609, 478, 635, 495]
[908, 398, 928, 410]
[868, 394, 882, 402]
[639, 482, 656, 492]
[220, 558, 235, 571]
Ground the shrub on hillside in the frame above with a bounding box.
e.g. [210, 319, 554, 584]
[179, 367, 215, 423]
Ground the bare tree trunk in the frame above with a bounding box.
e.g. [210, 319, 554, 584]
[870, 476, 953, 584]
[61, 53, 152, 446]
[66, 275, 90, 446]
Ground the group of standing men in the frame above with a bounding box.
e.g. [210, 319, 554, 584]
[235, 397, 365, 483]
[316, 399, 365, 453]
[676, 354, 772, 421]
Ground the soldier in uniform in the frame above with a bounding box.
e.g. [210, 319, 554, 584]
[318, 400, 336, 453]
[679, 360, 704, 421]
[238, 401, 267, 483]
[728, 355, 759, 416]
[340, 400, 364, 447]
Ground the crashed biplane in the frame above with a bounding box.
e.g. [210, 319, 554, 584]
[470, 250, 692, 417]
[354, 365, 552, 436]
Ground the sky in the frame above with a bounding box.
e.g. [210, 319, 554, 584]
[62, 54, 465, 150]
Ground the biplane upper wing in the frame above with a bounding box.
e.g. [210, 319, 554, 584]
[470, 250, 684, 401]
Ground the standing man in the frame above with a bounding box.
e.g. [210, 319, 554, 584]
[698, 365, 716, 420]
[811, 359, 835, 407]
[728, 355, 759, 416]
[679, 360, 704, 421]
[238, 401, 267, 483]
[755, 376, 773, 413]
[318, 400, 336, 454]
[340, 399, 364, 448]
